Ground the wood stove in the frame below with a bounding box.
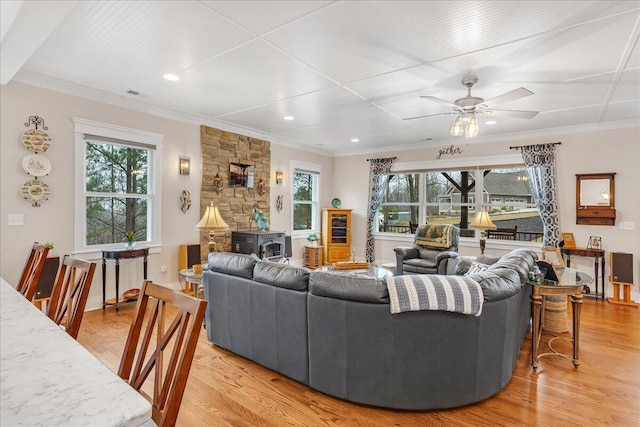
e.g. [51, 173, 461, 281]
[231, 230, 286, 261]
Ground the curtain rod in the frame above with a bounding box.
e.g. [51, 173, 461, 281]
[367, 156, 397, 161]
[509, 142, 562, 150]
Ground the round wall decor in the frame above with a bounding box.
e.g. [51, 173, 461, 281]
[21, 179, 51, 204]
[21, 154, 52, 177]
[21, 129, 52, 153]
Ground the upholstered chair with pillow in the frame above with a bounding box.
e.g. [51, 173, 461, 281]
[394, 224, 460, 275]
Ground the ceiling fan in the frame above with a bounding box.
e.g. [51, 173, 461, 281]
[404, 76, 539, 138]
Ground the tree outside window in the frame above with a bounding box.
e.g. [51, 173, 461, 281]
[293, 170, 318, 231]
[85, 141, 150, 246]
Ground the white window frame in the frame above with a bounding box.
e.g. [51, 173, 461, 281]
[72, 118, 163, 258]
[290, 160, 321, 237]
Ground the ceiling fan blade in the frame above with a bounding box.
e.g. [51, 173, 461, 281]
[419, 95, 458, 108]
[483, 87, 533, 106]
[481, 109, 539, 119]
[403, 112, 458, 121]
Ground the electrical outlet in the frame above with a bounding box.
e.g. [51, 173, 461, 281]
[8, 214, 24, 226]
[160, 265, 167, 275]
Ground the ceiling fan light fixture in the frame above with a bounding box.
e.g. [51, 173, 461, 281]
[465, 114, 479, 138]
[450, 116, 464, 137]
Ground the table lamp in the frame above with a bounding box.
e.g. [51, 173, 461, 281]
[469, 210, 496, 255]
[195, 202, 229, 252]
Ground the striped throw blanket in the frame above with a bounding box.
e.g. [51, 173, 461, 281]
[386, 275, 484, 316]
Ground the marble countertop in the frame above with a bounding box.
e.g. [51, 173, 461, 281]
[0, 278, 152, 426]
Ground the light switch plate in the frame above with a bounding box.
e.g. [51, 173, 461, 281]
[619, 221, 635, 230]
[8, 214, 24, 226]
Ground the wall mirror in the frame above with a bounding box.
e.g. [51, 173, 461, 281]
[576, 173, 616, 226]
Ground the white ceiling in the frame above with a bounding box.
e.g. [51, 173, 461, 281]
[2, 1, 639, 155]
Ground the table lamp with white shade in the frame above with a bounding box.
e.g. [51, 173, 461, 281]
[469, 210, 496, 255]
[195, 202, 229, 252]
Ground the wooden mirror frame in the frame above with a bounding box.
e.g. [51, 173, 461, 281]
[576, 173, 616, 226]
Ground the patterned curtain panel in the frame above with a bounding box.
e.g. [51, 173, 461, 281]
[518, 143, 561, 247]
[366, 157, 395, 262]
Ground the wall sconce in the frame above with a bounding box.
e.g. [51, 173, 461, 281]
[275, 170, 284, 185]
[256, 178, 266, 196]
[213, 173, 224, 193]
[179, 156, 191, 175]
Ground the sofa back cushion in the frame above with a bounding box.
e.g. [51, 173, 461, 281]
[309, 271, 389, 303]
[253, 261, 310, 291]
[465, 249, 537, 302]
[207, 252, 257, 279]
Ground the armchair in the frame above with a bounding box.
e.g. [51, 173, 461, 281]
[394, 224, 459, 275]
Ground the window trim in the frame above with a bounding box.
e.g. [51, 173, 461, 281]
[290, 160, 321, 237]
[72, 118, 163, 257]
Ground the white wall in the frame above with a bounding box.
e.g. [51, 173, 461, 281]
[333, 127, 640, 301]
[0, 82, 333, 309]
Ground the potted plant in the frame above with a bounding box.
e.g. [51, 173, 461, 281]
[307, 233, 320, 246]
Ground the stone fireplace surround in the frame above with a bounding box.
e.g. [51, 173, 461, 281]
[200, 125, 271, 260]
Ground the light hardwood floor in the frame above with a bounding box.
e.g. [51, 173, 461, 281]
[79, 298, 640, 426]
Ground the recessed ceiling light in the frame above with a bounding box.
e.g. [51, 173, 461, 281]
[485, 120, 497, 125]
[350, 138, 360, 143]
[163, 73, 180, 81]
[283, 115, 295, 121]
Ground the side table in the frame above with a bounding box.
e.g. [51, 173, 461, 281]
[102, 247, 149, 311]
[531, 269, 589, 369]
[179, 268, 203, 298]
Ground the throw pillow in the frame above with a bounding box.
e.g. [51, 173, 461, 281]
[465, 261, 490, 276]
[454, 256, 476, 275]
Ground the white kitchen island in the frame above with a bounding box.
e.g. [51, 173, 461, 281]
[0, 278, 152, 426]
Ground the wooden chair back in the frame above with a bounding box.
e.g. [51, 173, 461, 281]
[118, 281, 207, 427]
[486, 226, 518, 240]
[17, 242, 50, 301]
[47, 256, 97, 340]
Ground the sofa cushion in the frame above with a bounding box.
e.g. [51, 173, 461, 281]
[207, 252, 257, 279]
[253, 261, 310, 291]
[476, 254, 501, 265]
[404, 257, 437, 269]
[309, 271, 389, 303]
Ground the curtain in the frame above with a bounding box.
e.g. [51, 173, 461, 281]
[366, 157, 395, 262]
[518, 143, 560, 247]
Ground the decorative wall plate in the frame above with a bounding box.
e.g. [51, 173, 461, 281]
[331, 197, 341, 208]
[21, 154, 52, 177]
[21, 129, 52, 153]
[21, 179, 51, 203]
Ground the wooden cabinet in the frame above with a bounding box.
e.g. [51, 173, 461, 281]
[322, 208, 352, 265]
[304, 245, 323, 269]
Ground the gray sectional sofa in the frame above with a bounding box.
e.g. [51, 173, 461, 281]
[202, 248, 538, 410]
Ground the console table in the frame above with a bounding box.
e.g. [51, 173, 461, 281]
[102, 247, 148, 311]
[561, 247, 605, 300]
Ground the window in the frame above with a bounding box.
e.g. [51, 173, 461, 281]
[292, 162, 320, 233]
[378, 173, 420, 234]
[378, 165, 542, 242]
[73, 118, 163, 251]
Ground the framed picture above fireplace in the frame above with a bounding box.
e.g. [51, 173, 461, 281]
[229, 162, 254, 188]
